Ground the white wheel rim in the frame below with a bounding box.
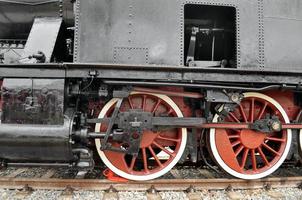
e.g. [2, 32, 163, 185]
[95, 92, 187, 181]
[209, 92, 292, 180]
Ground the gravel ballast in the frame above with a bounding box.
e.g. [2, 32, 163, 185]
[0, 187, 301, 200]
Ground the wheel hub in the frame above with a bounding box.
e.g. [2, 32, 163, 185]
[239, 130, 266, 149]
[140, 130, 159, 148]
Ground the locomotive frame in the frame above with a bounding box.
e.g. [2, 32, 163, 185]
[1, 0, 302, 181]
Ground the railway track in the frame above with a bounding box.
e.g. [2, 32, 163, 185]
[0, 166, 302, 190]
[0, 167, 301, 200]
[1, 176, 302, 191]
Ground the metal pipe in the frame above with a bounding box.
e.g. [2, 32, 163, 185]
[104, 80, 292, 91]
[0, 0, 59, 5]
[7, 162, 72, 167]
[88, 133, 106, 138]
[133, 87, 204, 98]
[211, 22, 216, 61]
[211, 34, 215, 61]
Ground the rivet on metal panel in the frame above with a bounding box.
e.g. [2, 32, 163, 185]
[258, 0, 265, 69]
[59, 0, 63, 18]
[73, 0, 81, 62]
[128, 1, 134, 45]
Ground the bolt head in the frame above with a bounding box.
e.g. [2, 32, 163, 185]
[271, 121, 281, 132]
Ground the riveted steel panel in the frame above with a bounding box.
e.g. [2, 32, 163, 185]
[263, 0, 302, 70]
[75, 0, 261, 69]
[113, 47, 149, 64]
[75, 0, 180, 66]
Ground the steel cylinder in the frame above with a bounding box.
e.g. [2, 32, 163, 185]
[0, 110, 75, 162]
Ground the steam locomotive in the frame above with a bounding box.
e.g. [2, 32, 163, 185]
[1, 0, 302, 181]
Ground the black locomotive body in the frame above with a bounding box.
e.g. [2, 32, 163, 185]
[1, 0, 302, 181]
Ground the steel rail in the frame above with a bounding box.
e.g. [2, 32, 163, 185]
[0, 177, 301, 191]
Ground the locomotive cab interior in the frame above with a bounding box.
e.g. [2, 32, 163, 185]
[184, 4, 236, 68]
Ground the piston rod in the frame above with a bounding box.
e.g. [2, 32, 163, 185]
[87, 116, 302, 138]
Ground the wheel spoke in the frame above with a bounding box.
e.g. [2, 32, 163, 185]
[129, 155, 137, 170]
[142, 95, 147, 111]
[239, 104, 248, 122]
[234, 145, 244, 156]
[167, 108, 174, 116]
[262, 142, 280, 156]
[251, 149, 257, 170]
[128, 97, 134, 109]
[240, 148, 249, 169]
[257, 102, 268, 120]
[229, 112, 240, 123]
[152, 141, 175, 157]
[152, 99, 162, 114]
[250, 98, 255, 122]
[157, 135, 181, 143]
[148, 146, 163, 167]
[257, 147, 270, 166]
[266, 136, 286, 142]
[142, 148, 149, 172]
[231, 140, 241, 147]
[228, 134, 240, 139]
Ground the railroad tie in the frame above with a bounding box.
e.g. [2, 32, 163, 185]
[227, 191, 244, 200]
[198, 169, 215, 179]
[14, 184, 33, 199]
[267, 191, 285, 199]
[40, 169, 56, 178]
[170, 169, 182, 179]
[59, 185, 74, 200]
[186, 192, 201, 200]
[186, 185, 201, 200]
[146, 186, 161, 200]
[103, 186, 119, 200]
[5, 168, 28, 178]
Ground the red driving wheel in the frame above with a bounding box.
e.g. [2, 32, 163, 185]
[95, 92, 187, 181]
[209, 92, 292, 179]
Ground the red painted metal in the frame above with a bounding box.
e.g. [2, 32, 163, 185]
[201, 123, 250, 129]
[133, 87, 204, 99]
[202, 123, 302, 130]
[160, 87, 194, 118]
[265, 91, 300, 121]
[99, 93, 184, 176]
[103, 168, 128, 182]
[214, 95, 288, 175]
